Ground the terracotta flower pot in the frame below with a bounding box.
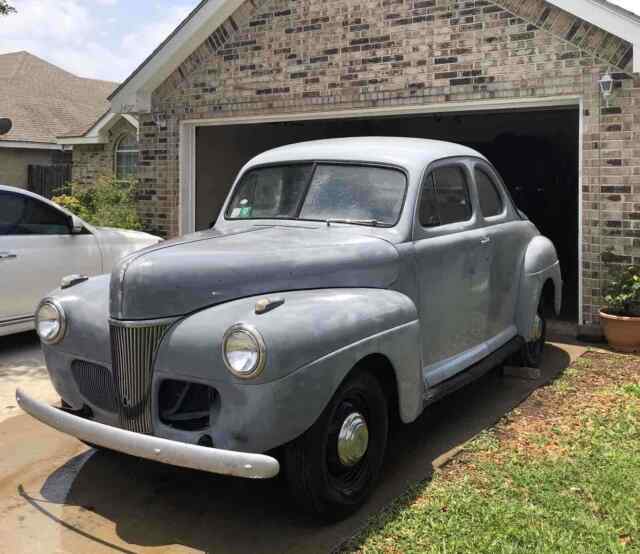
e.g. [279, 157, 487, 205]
[600, 310, 640, 353]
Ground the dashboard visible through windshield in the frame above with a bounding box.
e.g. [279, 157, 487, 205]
[225, 163, 407, 227]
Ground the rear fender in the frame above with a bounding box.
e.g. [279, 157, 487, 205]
[516, 236, 562, 340]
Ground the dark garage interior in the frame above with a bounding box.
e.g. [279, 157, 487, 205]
[196, 107, 579, 321]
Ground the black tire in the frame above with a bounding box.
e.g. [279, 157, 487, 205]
[283, 370, 388, 521]
[517, 298, 547, 368]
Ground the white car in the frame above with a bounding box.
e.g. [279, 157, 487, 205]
[0, 185, 161, 337]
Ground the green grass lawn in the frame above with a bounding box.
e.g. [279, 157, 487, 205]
[342, 352, 640, 554]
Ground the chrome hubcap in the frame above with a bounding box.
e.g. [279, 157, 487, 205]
[532, 314, 543, 342]
[337, 412, 369, 467]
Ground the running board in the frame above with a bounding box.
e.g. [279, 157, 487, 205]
[423, 337, 524, 406]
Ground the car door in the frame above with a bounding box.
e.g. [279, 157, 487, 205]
[472, 161, 530, 343]
[0, 190, 102, 325]
[413, 159, 492, 386]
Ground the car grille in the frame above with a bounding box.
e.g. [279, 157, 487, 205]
[71, 360, 118, 413]
[110, 320, 173, 434]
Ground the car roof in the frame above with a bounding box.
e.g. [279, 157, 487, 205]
[246, 137, 486, 172]
[0, 184, 51, 201]
[0, 184, 65, 205]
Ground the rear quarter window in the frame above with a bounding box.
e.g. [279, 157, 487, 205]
[475, 168, 504, 218]
[431, 166, 472, 225]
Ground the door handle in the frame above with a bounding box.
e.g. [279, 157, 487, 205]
[480, 237, 491, 246]
[0, 252, 17, 260]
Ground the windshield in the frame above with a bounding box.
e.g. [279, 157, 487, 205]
[226, 163, 407, 226]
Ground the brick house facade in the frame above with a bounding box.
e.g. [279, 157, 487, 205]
[103, 0, 640, 332]
[70, 118, 138, 185]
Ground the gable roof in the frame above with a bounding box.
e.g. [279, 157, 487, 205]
[57, 110, 139, 145]
[110, 0, 640, 115]
[0, 51, 118, 146]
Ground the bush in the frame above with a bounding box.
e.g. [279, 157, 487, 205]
[603, 265, 640, 317]
[53, 176, 142, 231]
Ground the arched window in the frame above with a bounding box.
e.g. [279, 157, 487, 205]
[114, 133, 138, 179]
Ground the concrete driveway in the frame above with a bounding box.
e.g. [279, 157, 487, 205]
[0, 336, 586, 554]
[0, 331, 54, 424]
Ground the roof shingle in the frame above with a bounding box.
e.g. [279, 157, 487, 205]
[0, 51, 118, 144]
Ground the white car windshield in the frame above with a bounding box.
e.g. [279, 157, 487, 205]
[226, 163, 407, 226]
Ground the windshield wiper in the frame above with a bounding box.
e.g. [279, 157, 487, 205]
[325, 218, 382, 227]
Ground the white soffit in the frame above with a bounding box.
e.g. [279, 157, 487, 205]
[0, 140, 61, 150]
[547, 0, 640, 72]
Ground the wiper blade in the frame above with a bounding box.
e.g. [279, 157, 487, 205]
[325, 218, 382, 227]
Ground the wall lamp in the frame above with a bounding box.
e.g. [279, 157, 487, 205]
[152, 113, 167, 128]
[599, 70, 614, 107]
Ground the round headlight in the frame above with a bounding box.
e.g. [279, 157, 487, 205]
[36, 299, 66, 345]
[222, 324, 266, 379]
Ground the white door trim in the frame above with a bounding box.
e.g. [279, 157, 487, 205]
[179, 94, 583, 323]
[578, 98, 584, 327]
[179, 123, 197, 236]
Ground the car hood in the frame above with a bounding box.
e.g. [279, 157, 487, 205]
[93, 226, 162, 247]
[92, 227, 163, 270]
[109, 226, 400, 320]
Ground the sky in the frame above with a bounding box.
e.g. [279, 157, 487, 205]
[0, 0, 638, 84]
[0, 0, 200, 82]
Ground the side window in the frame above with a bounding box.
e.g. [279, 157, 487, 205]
[475, 168, 504, 218]
[23, 198, 72, 235]
[0, 192, 27, 235]
[432, 166, 472, 225]
[419, 174, 440, 227]
[0, 193, 71, 235]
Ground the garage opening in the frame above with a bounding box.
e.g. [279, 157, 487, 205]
[196, 107, 579, 321]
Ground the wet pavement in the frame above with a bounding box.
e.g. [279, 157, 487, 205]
[0, 339, 586, 554]
[0, 332, 54, 424]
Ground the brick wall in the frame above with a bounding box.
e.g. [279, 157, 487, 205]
[134, 0, 640, 326]
[71, 118, 138, 185]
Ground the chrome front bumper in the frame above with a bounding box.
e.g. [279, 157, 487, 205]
[16, 389, 280, 479]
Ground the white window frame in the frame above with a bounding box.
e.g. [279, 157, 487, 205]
[114, 133, 139, 180]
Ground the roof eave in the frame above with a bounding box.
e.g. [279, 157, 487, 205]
[57, 136, 106, 145]
[56, 112, 139, 145]
[0, 140, 63, 150]
[110, 0, 244, 114]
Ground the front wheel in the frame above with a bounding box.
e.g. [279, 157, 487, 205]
[517, 299, 547, 368]
[283, 371, 388, 521]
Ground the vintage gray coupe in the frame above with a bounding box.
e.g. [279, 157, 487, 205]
[17, 137, 561, 519]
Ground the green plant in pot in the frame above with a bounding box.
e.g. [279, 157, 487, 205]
[600, 265, 640, 352]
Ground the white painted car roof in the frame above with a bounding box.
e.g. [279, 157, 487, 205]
[246, 137, 487, 173]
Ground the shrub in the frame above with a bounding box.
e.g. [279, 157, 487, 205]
[603, 265, 640, 317]
[53, 176, 142, 231]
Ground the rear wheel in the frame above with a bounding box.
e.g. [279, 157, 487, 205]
[517, 298, 547, 368]
[283, 371, 388, 521]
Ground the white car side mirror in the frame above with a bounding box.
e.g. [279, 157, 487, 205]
[70, 215, 84, 234]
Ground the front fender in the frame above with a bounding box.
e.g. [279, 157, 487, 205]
[153, 288, 423, 451]
[516, 236, 563, 340]
[156, 288, 418, 386]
